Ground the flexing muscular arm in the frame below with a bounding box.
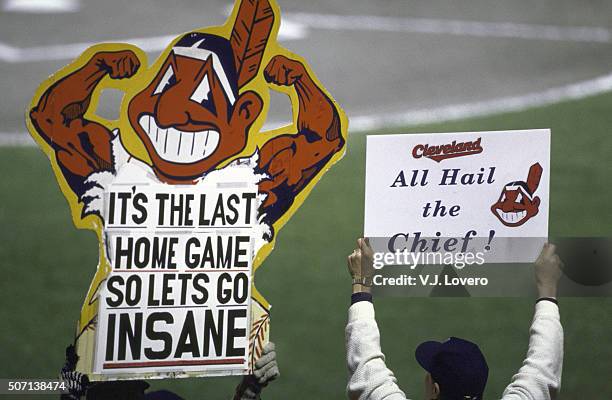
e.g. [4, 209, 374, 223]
[258, 55, 344, 225]
[29, 50, 140, 195]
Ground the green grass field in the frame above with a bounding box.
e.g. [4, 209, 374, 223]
[1, 90, 611, 399]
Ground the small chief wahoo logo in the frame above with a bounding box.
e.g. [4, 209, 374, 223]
[491, 163, 543, 227]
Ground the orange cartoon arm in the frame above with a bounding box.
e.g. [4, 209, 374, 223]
[258, 55, 344, 225]
[29, 50, 140, 196]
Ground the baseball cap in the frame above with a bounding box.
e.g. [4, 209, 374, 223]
[415, 337, 488, 400]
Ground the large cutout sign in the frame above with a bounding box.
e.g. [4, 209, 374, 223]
[26, 0, 347, 380]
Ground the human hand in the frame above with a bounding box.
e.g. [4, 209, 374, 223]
[347, 238, 374, 293]
[60, 345, 89, 400]
[534, 243, 563, 298]
[235, 342, 279, 400]
[253, 342, 279, 387]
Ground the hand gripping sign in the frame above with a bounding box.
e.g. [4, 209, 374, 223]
[26, 0, 347, 380]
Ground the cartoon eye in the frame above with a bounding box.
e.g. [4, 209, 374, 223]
[190, 73, 216, 113]
[516, 192, 523, 203]
[153, 65, 176, 95]
[191, 73, 211, 103]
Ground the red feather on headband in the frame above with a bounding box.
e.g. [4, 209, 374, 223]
[230, 0, 275, 88]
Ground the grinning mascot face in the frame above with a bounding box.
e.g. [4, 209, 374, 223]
[128, 33, 263, 181]
[491, 163, 542, 227]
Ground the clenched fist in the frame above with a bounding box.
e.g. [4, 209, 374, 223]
[264, 55, 305, 86]
[95, 50, 140, 79]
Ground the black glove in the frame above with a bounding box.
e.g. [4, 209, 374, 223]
[60, 345, 89, 400]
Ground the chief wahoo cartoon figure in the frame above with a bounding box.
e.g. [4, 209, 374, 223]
[27, 0, 347, 379]
[491, 163, 543, 227]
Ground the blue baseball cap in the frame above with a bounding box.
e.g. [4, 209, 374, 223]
[415, 337, 489, 400]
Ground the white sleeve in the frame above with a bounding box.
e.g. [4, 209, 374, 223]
[502, 301, 564, 400]
[346, 301, 409, 400]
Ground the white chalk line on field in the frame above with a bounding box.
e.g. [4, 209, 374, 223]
[0, 132, 35, 146]
[349, 71, 612, 132]
[3, 0, 79, 13]
[0, 19, 307, 63]
[1, 12, 612, 63]
[287, 12, 612, 43]
[4, 70, 612, 146]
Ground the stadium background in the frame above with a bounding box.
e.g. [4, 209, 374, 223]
[1, 0, 611, 398]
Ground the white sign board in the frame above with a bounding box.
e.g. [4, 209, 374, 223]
[92, 164, 265, 376]
[364, 130, 550, 263]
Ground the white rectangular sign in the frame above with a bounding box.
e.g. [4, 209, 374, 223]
[364, 130, 550, 263]
[93, 183, 258, 376]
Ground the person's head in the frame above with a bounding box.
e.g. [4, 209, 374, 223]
[416, 337, 489, 400]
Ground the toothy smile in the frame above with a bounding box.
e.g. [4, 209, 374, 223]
[138, 114, 220, 164]
[495, 209, 527, 224]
